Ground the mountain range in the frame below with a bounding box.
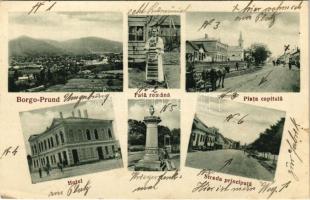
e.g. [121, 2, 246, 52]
[9, 36, 122, 57]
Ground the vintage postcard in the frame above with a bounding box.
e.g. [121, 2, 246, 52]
[0, 0, 309, 199]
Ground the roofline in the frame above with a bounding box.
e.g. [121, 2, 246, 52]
[28, 117, 113, 142]
[186, 41, 199, 51]
[190, 39, 229, 47]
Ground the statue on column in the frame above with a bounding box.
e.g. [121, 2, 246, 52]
[134, 105, 176, 171]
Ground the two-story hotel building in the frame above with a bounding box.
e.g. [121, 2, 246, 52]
[28, 109, 118, 171]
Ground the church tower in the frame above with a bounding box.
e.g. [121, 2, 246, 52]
[238, 31, 243, 48]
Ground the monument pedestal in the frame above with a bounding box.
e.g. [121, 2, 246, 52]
[134, 113, 162, 171]
[134, 160, 162, 171]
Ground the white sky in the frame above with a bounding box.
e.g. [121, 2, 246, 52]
[19, 99, 115, 154]
[9, 12, 123, 42]
[186, 12, 300, 57]
[128, 99, 180, 130]
[196, 96, 285, 145]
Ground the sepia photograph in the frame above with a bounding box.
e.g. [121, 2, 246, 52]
[186, 96, 286, 181]
[19, 99, 123, 184]
[9, 12, 123, 92]
[128, 15, 180, 89]
[186, 12, 300, 92]
[128, 99, 180, 171]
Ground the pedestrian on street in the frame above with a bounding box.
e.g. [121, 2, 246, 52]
[38, 167, 42, 178]
[235, 62, 239, 71]
[57, 162, 63, 173]
[45, 163, 50, 176]
[210, 68, 217, 91]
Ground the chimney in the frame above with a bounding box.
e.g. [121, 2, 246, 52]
[59, 112, 63, 119]
[205, 34, 208, 39]
[78, 109, 82, 118]
[72, 111, 75, 118]
[83, 109, 88, 118]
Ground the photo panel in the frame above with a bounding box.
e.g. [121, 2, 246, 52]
[186, 96, 286, 181]
[186, 12, 300, 92]
[127, 99, 181, 171]
[128, 15, 181, 89]
[19, 98, 123, 184]
[9, 12, 123, 92]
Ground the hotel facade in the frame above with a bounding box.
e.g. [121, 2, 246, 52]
[28, 109, 118, 171]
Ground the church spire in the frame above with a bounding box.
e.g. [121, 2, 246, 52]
[238, 31, 243, 48]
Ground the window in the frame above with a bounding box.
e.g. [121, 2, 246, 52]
[108, 129, 112, 139]
[50, 137, 54, 147]
[94, 129, 98, 140]
[105, 146, 109, 154]
[129, 26, 144, 41]
[55, 134, 59, 146]
[60, 131, 64, 144]
[44, 140, 47, 150]
[196, 134, 200, 143]
[58, 152, 62, 163]
[112, 145, 115, 153]
[48, 138, 51, 149]
[34, 145, 37, 153]
[86, 129, 91, 140]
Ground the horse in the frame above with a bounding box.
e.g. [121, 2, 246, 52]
[200, 67, 226, 91]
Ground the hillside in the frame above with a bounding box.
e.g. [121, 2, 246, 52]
[9, 36, 66, 57]
[9, 36, 122, 57]
[62, 37, 122, 55]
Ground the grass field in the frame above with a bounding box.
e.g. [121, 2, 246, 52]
[45, 78, 123, 92]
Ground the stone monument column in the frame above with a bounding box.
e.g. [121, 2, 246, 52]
[143, 115, 161, 161]
[135, 105, 162, 171]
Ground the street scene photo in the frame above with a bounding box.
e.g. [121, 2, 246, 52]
[128, 99, 180, 171]
[19, 99, 123, 184]
[186, 12, 300, 92]
[9, 12, 123, 92]
[128, 15, 180, 89]
[186, 96, 286, 181]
